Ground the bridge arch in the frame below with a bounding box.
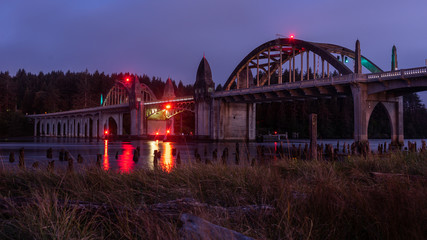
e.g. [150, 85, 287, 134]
[224, 38, 383, 90]
[103, 81, 157, 106]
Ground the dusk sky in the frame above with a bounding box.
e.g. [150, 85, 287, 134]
[1, 0, 427, 103]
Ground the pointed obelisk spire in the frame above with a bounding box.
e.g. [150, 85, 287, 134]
[391, 45, 398, 71]
[163, 77, 176, 100]
[354, 39, 362, 74]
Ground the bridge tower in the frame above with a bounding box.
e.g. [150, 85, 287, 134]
[129, 76, 145, 136]
[351, 41, 404, 146]
[194, 56, 215, 138]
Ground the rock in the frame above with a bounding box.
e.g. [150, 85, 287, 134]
[179, 213, 254, 240]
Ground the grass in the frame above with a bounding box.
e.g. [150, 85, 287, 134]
[0, 152, 426, 239]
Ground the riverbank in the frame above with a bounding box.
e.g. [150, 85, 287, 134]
[0, 152, 426, 239]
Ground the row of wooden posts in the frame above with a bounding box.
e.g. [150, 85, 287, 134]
[7, 139, 426, 172]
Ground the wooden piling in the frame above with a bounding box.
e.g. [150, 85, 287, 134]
[309, 113, 317, 160]
[9, 152, 15, 163]
[46, 148, 53, 159]
[19, 148, 25, 169]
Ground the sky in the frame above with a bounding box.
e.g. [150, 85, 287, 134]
[1, 0, 427, 103]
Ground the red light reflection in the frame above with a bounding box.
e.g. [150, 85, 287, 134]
[117, 143, 135, 173]
[103, 140, 110, 171]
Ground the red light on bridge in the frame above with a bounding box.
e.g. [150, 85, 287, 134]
[105, 130, 109, 135]
[126, 77, 130, 82]
[165, 104, 171, 110]
[166, 129, 170, 134]
[290, 35, 295, 39]
[156, 132, 159, 135]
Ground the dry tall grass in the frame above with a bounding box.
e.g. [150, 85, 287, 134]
[0, 152, 426, 239]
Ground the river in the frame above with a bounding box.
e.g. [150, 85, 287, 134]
[0, 137, 424, 172]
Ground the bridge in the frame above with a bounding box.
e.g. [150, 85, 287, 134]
[29, 78, 195, 138]
[194, 38, 427, 145]
[29, 38, 427, 145]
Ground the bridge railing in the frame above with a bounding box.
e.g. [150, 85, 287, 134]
[367, 66, 427, 80]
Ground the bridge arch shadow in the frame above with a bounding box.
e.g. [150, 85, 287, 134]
[368, 102, 391, 139]
[107, 117, 118, 136]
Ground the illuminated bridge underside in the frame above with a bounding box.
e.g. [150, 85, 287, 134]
[146, 98, 195, 120]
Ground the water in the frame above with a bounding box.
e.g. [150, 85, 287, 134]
[0, 137, 424, 172]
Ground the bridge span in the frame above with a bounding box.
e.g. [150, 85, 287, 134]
[29, 38, 427, 145]
[29, 78, 194, 138]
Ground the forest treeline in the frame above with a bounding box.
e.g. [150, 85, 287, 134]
[0, 69, 193, 137]
[0, 69, 426, 138]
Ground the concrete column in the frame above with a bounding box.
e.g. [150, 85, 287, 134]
[131, 108, 138, 136]
[351, 83, 372, 143]
[118, 113, 123, 135]
[34, 119, 38, 136]
[383, 97, 404, 146]
[52, 120, 55, 136]
[80, 118, 84, 137]
[66, 119, 70, 137]
[71, 120, 74, 137]
[211, 99, 221, 140]
[99, 114, 106, 138]
[40, 120, 44, 136]
[195, 100, 211, 137]
[138, 102, 145, 135]
[247, 103, 256, 140]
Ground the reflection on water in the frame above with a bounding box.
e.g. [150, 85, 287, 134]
[103, 140, 109, 171]
[161, 142, 174, 173]
[118, 142, 134, 173]
[1, 137, 425, 173]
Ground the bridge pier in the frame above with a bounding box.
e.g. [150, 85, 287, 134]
[130, 102, 145, 136]
[212, 100, 256, 141]
[351, 84, 404, 147]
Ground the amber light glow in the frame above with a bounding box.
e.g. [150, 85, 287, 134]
[161, 142, 174, 173]
[165, 104, 171, 109]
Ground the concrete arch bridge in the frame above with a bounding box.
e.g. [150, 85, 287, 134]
[30, 77, 194, 138]
[194, 38, 427, 145]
